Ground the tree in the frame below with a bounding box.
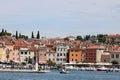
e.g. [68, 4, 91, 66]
[47, 60, 56, 66]
[97, 34, 107, 43]
[84, 35, 90, 41]
[28, 57, 32, 64]
[15, 31, 18, 39]
[64, 37, 69, 41]
[37, 31, 40, 39]
[111, 60, 118, 65]
[19, 33, 21, 38]
[31, 31, 34, 38]
[76, 35, 83, 41]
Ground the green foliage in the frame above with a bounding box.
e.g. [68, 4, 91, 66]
[84, 35, 90, 41]
[97, 34, 107, 43]
[37, 31, 40, 39]
[0, 29, 11, 36]
[24, 57, 32, 64]
[47, 60, 56, 66]
[31, 31, 34, 38]
[76, 35, 83, 41]
[15, 31, 18, 39]
[83, 60, 88, 63]
[64, 37, 69, 41]
[111, 60, 118, 65]
[19, 34, 28, 40]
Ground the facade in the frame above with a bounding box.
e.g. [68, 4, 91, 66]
[56, 44, 69, 64]
[39, 47, 47, 64]
[12, 47, 20, 63]
[0, 43, 5, 62]
[101, 52, 110, 63]
[46, 52, 56, 62]
[19, 47, 35, 63]
[96, 47, 104, 63]
[110, 51, 120, 64]
[106, 34, 120, 43]
[68, 48, 82, 63]
[85, 46, 98, 63]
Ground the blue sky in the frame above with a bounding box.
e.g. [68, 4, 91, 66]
[0, 0, 120, 38]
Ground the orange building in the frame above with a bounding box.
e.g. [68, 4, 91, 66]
[68, 48, 82, 63]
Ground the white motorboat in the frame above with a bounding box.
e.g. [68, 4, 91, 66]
[97, 66, 108, 71]
[60, 69, 69, 74]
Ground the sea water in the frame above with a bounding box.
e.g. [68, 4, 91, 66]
[0, 70, 119, 80]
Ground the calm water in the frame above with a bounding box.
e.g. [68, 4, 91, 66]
[0, 70, 120, 80]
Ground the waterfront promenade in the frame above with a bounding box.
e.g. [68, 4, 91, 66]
[0, 68, 51, 73]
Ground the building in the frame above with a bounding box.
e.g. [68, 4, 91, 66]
[66, 36, 75, 41]
[96, 47, 105, 63]
[56, 44, 69, 64]
[46, 51, 56, 63]
[106, 34, 120, 43]
[85, 46, 99, 63]
[68, 48, 82, 63]
[109, 51, 120, 64]
[39, 47, 47, 64]
[101, 51, 110, 63]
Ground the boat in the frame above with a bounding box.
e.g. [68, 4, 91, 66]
[97, 66, 108, 71]
[60, 69, 69, 74]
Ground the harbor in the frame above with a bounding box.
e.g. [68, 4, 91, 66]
[0, 70, 120, 80]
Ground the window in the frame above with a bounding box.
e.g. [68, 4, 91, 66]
[60, 53, 62, 56]
[76, 50, 78, 52]
[64, 53, 66, 56]
[72, 54, 74, 56]
[44, 54, 46, 56]
[49, 58, 51, 61]
[72, 59, 74, 61]
[116, 54, 119, 58]
[25, 52, 27, 55]
[111, 54, 114, 58]
[53, 54, 54, 56]
[40, 54, 42, 56]
[71, 50, 74, 52]
[57, 48, 59, 51]
[61, 58, 62, 61]
[61, 48, 62, 51]
[76, 54, 78, 56]
[57, 53, 59, 57]
[21, 52, 23, 54]
[49, 54, 51, 56]
[75, 59, 77, 62]
[57, 59, 59, 61]
[63, 59, 66, 61]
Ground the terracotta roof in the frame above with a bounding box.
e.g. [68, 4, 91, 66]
[14, 39, 28, 47]
[87, 45, 99, 49]
[107, 34, 120, 38]
[66, 35, 75, 38]
[4, 40, 13, 45]
[28, 46, 38, 52]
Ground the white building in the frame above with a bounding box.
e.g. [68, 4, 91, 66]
[19, 47, 35, 63]
[56, 44, 69, 64]
[110, 51, 120, 64]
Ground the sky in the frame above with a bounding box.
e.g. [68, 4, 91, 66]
[0, 0, 120, 38]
